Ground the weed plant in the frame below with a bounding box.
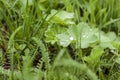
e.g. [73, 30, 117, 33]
[0, 0, 120, 80]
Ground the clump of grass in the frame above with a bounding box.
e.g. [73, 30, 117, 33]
[0, 0, 120, 80]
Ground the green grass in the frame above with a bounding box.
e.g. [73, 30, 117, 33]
[0, 0, 120, 80]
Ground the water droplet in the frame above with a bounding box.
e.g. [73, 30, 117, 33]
[82, 33, 89, 38]
[69, 37, 74, 40]
[90, 29, 92, 31]
[83, 35, 86, 38]
[83, 35, 88, 38]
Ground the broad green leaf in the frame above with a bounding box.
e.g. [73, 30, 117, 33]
[56, 22, 98, 48]
[69, 22, 98, 48]
[45, 25, 67, 44]
[84, 46, 104, 64]
[95, 31, 117, 49]
[80, 26, 97, 48]
[46, 9, 75, 25]
[56, 33, 74, 47]
[95, 32, 111, 42]
[106, 32, 116, 41]
[100, 42, 115, 49]
[50, 10, 74, 20]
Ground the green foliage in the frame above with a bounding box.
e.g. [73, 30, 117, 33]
[0, 0, 120, 80]
[46, 9, 75, 25]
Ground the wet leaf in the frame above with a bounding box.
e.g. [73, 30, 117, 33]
[46, 9, 75, 25]
[56, 33, 74, 47]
